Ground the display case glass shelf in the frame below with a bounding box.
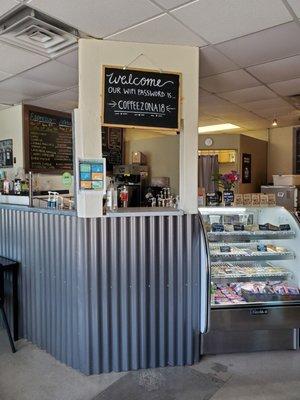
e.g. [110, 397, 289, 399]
[199, 206, 300, 307]
[207, 230, 296, 242]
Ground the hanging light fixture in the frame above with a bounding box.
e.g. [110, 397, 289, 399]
[272, 118, 278, 127]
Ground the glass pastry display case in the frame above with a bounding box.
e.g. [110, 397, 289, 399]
[198, 206, 300, 354]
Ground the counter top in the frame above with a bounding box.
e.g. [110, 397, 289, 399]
[0, 204, 183, 218]
[106, 207, 184, 217]
[0, 203, 76, 216]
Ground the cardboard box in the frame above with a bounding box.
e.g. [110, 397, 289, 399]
[151, 177, 170, 187]
[132, 151, 147, 165]
[273, 175, 300, 186]
[251, 193, 260, 206]
[235, 194, 243, 206]
[260, 194, 269, 206]
[268, 193, 276, 206]
[243, 193, 252, 206]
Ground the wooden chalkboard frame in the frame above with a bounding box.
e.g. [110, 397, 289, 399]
[100, 65, 182, 131]
[23, 105, 73, 174]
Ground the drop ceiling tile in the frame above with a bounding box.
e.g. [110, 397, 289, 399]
[199, 47, 238, 77]
[0, 89, 28, 104]
[0, 77, 61, 98]
[0, 70, 12, 81]
[276, 115, 300, 127]
[242, 97, 292, 112]
[153, 0, 192, 9]
[247, 54, 300, 83]
[287, 0, 300, 17]
[199, 70, 259, 93]
[239, 119, 271, 129]
[255, 106, 295, 118]
[219, 86, 277, 103]
[20, 61, 78, 88]
[107, 14, 206, 46]
[55, 50, 78, 69]
[172, 0, 292, 44]
[30, 0, 162, 37]
[199, 94, 229, 107]
[25, 88, 78, 111]
[216, 22, 300, 67]
[268, 78, 300, 96]
[0, 42, 48, 74]
[0, 0, 19, 16]
[198, 114, 224, 125]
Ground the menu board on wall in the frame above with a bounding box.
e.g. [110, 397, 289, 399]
[0, 139, 13, 168]
[102, 66, 181, 130]
[102, 127, 123, 172]
[24, 105, 73, 173]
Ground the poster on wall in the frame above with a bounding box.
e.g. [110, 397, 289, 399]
[242, 153, 252, 183]
[0, 139, 13, 168]
[79, 159, 106, 192]
[102, 65, 181, 130]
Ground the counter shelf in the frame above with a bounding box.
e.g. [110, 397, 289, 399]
[210, 251, 295, 262]
[207, 230, 296, 242]
[211, 261, 292, 283]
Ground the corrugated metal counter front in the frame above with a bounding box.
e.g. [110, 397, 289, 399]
[0, 206, 202, 375]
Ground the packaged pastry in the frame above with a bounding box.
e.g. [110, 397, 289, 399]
[235, 194, 243, 206]
[251, 193, 260, 206]
[260, 194, 269, 206]
[243, 193, 252, 206]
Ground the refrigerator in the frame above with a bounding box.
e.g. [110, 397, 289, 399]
[198, 206, 300, 354]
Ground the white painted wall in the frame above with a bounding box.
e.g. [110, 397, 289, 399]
[268, 126, 294, 182]
[0, 105, 23, 177]
[77, 39, 199, 217]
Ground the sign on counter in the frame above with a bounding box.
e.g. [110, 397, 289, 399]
[24, 106, 73, 173]
[102, 66, 181, 130]
[79, 159, 106, 192]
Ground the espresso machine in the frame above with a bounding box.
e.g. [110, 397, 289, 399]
[113, 164, 149, 207]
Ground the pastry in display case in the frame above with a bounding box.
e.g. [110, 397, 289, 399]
[199, 206, 300, 306]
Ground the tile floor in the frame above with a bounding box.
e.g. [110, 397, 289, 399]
[1, 329, 300, 400]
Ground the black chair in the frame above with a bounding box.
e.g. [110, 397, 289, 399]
[0, 257, 19, 353]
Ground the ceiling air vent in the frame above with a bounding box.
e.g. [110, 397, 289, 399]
[0, 6, 81, 58]
[286, 94, 300, 110]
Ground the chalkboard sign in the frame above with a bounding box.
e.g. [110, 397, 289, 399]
[102, 66, 181, 130]
[24, 106, 73, 173]
[102, 127, 124, 172]
[0, 139, 13, 168]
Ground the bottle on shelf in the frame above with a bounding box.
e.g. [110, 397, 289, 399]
[106, 179, 118, 212]
[119, 185, 129, 208]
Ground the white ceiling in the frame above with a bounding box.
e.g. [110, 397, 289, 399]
[0, 0, 299, 130]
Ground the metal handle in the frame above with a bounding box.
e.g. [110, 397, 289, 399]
[28, 171, 33, 207]
[198, 212, 211, 334]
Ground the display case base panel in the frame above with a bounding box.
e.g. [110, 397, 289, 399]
[201, 329, 299, 354]
[211, 305, 300, 330]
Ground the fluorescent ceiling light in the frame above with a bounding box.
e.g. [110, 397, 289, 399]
[198, 123, 240, 133]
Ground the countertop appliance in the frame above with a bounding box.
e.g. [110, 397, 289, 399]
[198, 206, 300, 354]
[113, 164, 149, 207]
[261, 185, 300, 211]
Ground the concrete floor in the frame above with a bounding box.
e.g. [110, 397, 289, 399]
[1, 329, 300, 400]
